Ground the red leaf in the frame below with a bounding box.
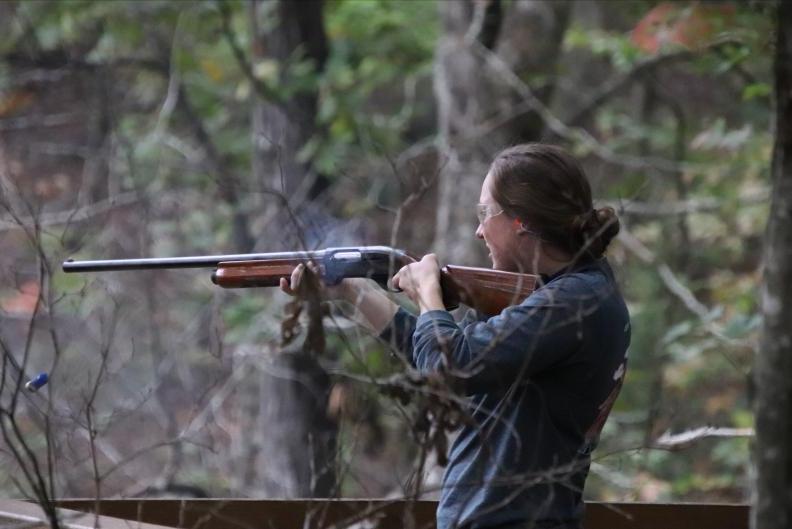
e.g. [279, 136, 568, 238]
[1, 281, 40, 315]
[632, 2, 735, 54]
[0, 90, 34, 117]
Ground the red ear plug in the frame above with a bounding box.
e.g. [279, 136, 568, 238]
[514, 218, 532, 235]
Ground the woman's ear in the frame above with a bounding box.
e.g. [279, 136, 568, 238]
[515, 219, 540, 238]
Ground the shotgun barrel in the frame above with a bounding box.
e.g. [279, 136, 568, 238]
[62, 246, 413, 273]
[62, 246, 536, 315]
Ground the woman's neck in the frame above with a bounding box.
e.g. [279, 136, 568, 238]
[515, 245, 574, 276]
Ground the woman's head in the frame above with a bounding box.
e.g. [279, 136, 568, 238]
[476, 143, 620, 272]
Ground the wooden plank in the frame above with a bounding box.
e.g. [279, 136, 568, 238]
[0, 499, 176, 529]
[585, 502, 749, 529]
[55, 499, 750, 529]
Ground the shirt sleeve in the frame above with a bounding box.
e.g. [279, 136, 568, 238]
[411, 284, 586, 394]
[378, 307, 485, 367]
[377, 307, 418, 366]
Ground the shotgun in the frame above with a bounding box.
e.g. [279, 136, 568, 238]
[62, 246, 536, 316]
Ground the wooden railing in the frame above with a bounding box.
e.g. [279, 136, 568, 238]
[53, 499, 750, 529]
[0, 499, 172, 529]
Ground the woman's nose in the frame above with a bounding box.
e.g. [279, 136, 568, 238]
[475, 223, 484, 239]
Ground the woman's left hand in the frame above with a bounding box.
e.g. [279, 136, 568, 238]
[392, 253, 445, 313]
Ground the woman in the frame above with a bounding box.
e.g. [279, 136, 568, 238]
[282, 143, 630, 529]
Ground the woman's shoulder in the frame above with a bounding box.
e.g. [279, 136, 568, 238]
[526, 258, 621, 307]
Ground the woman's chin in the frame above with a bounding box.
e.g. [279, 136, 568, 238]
[490, 258, 507, 271]
[489, 254, 514, 271]
[491, 258, 521, 273]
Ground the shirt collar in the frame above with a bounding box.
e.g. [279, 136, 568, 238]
[538, 255, 600, 286]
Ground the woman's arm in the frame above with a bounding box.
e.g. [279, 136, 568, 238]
[411, 286, 584, 394]
[338, 278, 401, 334]
[279, 263, 399, 335]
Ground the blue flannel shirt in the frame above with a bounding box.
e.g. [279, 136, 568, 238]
[380, 258, 630, 529]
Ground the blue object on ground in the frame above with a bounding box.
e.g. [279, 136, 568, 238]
[25, 372, 49, 392]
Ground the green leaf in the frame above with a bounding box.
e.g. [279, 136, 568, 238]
[742, 82, 771, 101]
[722, 314, 761, 339]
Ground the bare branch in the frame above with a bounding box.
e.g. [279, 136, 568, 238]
[472, 40, 708, 175]
[565, 37, 748, 129]
[653, 426, 754, 450]
[216, 0, 281, 104]
[0, 192, 141, 233]
[604, 187, 769, 217]
[617, 226, 756, 360]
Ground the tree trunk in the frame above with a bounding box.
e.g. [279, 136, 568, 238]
[753, 2, 792, 528]
[253, 0, 328, 202]
[249, 0, 337, 498]
[432, 0, 571, 264]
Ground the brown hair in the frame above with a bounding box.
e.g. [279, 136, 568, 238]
[489, 143, 620, 259]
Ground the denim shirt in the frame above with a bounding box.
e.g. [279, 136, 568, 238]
[380, 258, 630, 529]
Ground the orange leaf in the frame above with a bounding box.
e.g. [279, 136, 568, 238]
[632, 2, 735, 54]
[1, 281, 40, 315]
[0, 90, 35, 117]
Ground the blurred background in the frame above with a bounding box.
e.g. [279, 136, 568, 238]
[0, 0, 772, 504]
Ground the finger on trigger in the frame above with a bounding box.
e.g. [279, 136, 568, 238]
[389, 271, 402, 292]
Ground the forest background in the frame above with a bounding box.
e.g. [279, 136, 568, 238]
[0, 0, 778, 509]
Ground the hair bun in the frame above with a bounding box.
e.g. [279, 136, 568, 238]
[573, 209, 597, 232]
[576, 206, 620, 258]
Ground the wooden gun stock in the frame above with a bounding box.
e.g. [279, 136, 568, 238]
[213, 260, 537, 316]
[440, 265, 537, 316]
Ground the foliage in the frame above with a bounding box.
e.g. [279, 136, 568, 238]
[306, 0, 438, 174]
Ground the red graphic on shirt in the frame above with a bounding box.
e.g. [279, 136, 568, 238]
[585, 362, 626, 443]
